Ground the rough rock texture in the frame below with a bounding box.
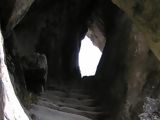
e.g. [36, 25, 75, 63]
[112, 0, 160, 62]
[90, 1, 160, 120]
[0, 81, 4, 120]
[93, 3, 132, 119]
[87, 18, 106, 52]
[22, 53, 48, 94]
[0, 28, 29, 120]
[4, 33, 27, 103]
[139, 97, 160, 120]
[0, 0, 34, 36]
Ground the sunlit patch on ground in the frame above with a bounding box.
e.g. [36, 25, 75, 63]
[79, 36, 102, 77]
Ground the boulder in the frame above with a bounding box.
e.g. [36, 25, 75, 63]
[22, 53, 48, 94]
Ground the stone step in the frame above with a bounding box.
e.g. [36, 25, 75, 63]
[37, 100, 103, 120]
[43, 90, 91, 100]
[39, 97, 101, 112]
[30, 104, 92, 120]
[38, 99, 59, 110]
[58, 106, 103, 120]
[41, 93, 95, 106]
[45, 90, 66, 97]
[47, 85, 87, 95]
[30, 85, 103, 120]
[38, 99, 101, 113]
[67, 92, 91, 100]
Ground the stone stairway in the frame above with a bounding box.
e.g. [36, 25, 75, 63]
[29, 84, 105, 120]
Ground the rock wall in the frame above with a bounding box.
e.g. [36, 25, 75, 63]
[87, 1, 160, 120]
[93, 3, 131, 118]
[0, 27, 29, 120]
[0, 0, 34, 36]
[112, 0, 160, 62]
[0, 81, 4, 120]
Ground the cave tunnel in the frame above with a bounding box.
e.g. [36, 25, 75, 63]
[1, 0, 160, 120]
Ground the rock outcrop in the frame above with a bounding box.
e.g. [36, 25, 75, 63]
[112, 0, 160, 62]
[0, 0, 34, 36]
[0, 80, 4, 120]
[22, 53, 48, 94]
[0, 28, 29, 120]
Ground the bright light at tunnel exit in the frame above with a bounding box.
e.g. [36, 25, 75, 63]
[79, 36, 102, 77]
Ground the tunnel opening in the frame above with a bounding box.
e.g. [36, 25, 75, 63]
[79, 35, 102, 77]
